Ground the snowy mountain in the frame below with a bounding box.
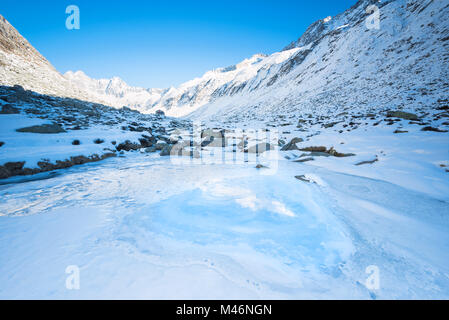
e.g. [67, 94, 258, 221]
[0, 14, 107, 103]
[64, 70, 163, 111]
[60, 0, 449, 122]
[189, 0, 449, 123]
[1, 0, 449, 300]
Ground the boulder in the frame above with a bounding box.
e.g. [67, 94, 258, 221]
[3, 161, 25, 175]
[246, 143, 275, 154]
[16, 123, 66, 134]
[116, 140, 141, 152]
[386, 111, 419, 121]
[421, 126, 448, 133]
[160, 144, 173, 156]
[281, 137, 304, 151]
[299, 146, 327, 152]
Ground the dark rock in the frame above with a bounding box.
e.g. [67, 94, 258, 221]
[72, 139, 81, 145]
[295, 175, 311, 182]
[293, 157, 314, 163]
[155, 110, 165, 116]
[101, 152, 117, 160]
[386, 111, 419, 121]
[327, 147, 355, 157]
[116, 140, 141, 152]
[299, 146, 327, 152]
[94, 138, 105, 144]
[0, 166, 10, 179]
[160, 144, 173, 156]
[16, 123, 66, 134]
[355, 158, 379, 166]
[394, 129, 408, 133]
[323, 122, 340, 128]
[0, 104, 20, 114]
[3, 161, 26, 175]
[139, 135, 156, 148]
[281, 137, 304, 151]
[0, 141, 4, 147]
[421, 126, 448, 132]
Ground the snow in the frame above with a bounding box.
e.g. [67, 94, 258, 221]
[0, 114, 149, 169]
[1, 0, 448, 300]
[0, 118, 448, 299]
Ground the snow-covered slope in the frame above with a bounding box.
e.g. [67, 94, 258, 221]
[63, 51, 300, 117]
[62, 0, 449, 122]
[0, 14, 104, 103]
[189, 0, 449, 123]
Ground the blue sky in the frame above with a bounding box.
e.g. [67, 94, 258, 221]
[0, 0, 355, 88]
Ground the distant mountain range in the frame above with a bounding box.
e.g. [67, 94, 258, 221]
[1, 0, 448, 122]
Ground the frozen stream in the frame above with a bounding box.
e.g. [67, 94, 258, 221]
[0, 154, 448, 299]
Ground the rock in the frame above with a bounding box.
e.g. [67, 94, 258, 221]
[116, 140, 141, 152]
[37, 161, 54, 172]
[394, 129, 408, 133]
[201, 129, 224, 139]
[421, 126, 448, 133]
[255, 164, 268, 169]
[144, 146, 157, 153]
[72, 139, 81, 145]
[299, 146, 327, 152]
[355, 158, 379, 166]
[202, 135, 227, 148]
[246, 143, 275, 154]
[3, 161, 25, 175]
[101, 152, 117, 160]
[155, 141, 168, 151]
[201, 129, 227, 148]
[327, 147, 355, 157]
[281, 137, 304, 151]
[159, 144, 173, 156]
[307, 152, 331, 157]
[155, 110, 165, 116]
[386, 111, 419, 121]
[0, 104, 20, 114]
[16, 123, 66, 134]
[93, 138, 105, 144]
[293, 157, 314, 163]
[323, 121, 339, 128]
[0, 166, 10, 179]
[295, 175, 311, 182]
[0, 141, 4, 147]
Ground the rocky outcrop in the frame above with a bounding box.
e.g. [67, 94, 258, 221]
[16, 123, 66, 134]
[0, 153, 117, 179]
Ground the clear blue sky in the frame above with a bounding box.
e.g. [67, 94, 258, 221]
[0, 0, 355, 88]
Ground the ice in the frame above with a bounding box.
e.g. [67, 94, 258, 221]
[0, 154, 448, 299]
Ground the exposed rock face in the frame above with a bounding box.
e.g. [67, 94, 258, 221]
[0, 14, 105, 103]
[0, 104, 19, 114]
